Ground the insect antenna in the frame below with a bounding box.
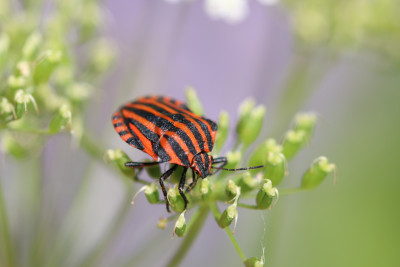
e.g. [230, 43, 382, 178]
[211, 165, 264, 172]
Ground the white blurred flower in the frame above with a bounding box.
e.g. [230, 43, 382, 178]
[163, 0, 279, 24]
[258, 0, 279, 5]
[204, 0, 249, 24]
[164, 0, 192, 3]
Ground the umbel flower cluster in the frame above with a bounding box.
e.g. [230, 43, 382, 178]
[106, 89, 335, 266]
[0, 0, 115, 156]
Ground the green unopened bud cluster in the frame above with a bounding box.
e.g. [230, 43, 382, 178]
[174, 212, 187, 237]
[0, 0, 115, 159]
[185, 87, 204, 116]
[144, 183, 160, 204]
[14, 90, 38, 119]
[33, 50, 62, 85]
[218, 150, 241, 179]
[282, 112, 317, 160]
[236, 172, 258, 194]
[249, 138, 287, 185]
[302, 156, 335, 189]
[215, 110, 229, 153]
[145, 161, 162, 179]
[245, 257, 264, 267]
[167, 188, 186, 213]
[225, 180, 240, 199]
[105, 149, 135, 177]
[236, 99, 266, 148]
[256, 180, 278, 210]
[49, 105, 72, 134]
[0, 33, 10, 68]
[200, 178, 211, 199]
[0, 97, 16, 121]
[22, 31, 42, 60]
[218, 203, 238, 229]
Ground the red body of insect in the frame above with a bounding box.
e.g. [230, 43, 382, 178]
[112, 95, 261, 211]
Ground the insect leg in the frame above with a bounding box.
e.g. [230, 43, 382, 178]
[210, 156, 228, 175]
[178, 167, 189, 210]
[185, 169, 198, 193]
[125, 161, 162, 168]
[125, 161, 162, 183]
[159, 164, 178, 212]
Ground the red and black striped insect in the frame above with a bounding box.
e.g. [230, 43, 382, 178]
[112, 95, 262, 212]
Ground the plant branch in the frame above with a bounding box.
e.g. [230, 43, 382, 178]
[209, 203, 246, 262]
[78, 184, 134, 267]
[166, 205, 209, 267]
[0, 176, 16, 267]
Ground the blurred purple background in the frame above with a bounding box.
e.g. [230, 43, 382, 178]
[25, 0, 399, 266]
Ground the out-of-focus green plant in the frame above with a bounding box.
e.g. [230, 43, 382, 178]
[286, 0, 400, 59]
[107, 88, 335, 266]
[0, 0, 115, 153]
[0, 1, 116, 267]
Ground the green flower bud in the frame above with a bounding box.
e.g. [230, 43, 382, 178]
[8, 75, 27, 90]
[14, 90, 38, 119]
[170, 165, 186, 184]
[264, 152, 286, 186]
[245, 257, 264, 267]
[301, 156, 336, 189]
[200, 178, 211, 199]
[89, 39, 116, 74]
[237, 105, 266, 147]
[219, 150, 241, 178]
[0, 33, 10, 68]
[16, 61, 31, 77]
[236, 98, 255, 133]
[256, 180, 278, 210]
[145, 161, 162, 179]
[33, 50, 62, 85]
[226, 179, 239, 199]
[294, 112, 317, 138]
[0, 97, 16, 121]
[66, 82, 93, 103]
[237, 172, 258, 194]
[144, 183, 160, 204]
[157, 217, 167, 229]
[22, 31, 42, 60]
[168, 188, 186, 213]
[249, 138, 282, 175]
[282, 130, 307, 160]
[49, 105, 72, 134]
[218, 204, 238, 228]
[1, 133, 28, 158]
[77, 2, 102, 41]
[185, 87, 203, 116]
[34, 84, 69, 111]
[104, 149, 135, 177]
[52, 65, 74, 88]
[174, 212, 187, 237]
[215, 110, 229, 153]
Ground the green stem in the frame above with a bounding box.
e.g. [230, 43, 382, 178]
[209, 203, 246, 262]
[237, 203, 260, 210]
[5, 125, 52, 135]
[78, 183, 134, 267]
[0, 176, 16, 267]
[166, 205, 209, 267]
[224, 228, 246, 262]
[80, 132, 105, 162]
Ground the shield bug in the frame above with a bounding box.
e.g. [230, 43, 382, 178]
[112, 95, 262, 212]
